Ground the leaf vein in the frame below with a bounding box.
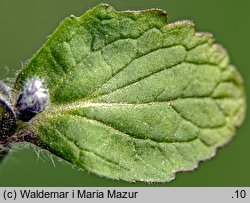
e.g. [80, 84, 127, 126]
[67, 113, 199, 145]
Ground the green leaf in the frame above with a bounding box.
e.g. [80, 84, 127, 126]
[14, 4, 245, 182]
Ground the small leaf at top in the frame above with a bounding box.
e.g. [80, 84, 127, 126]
[13, 4, 245, 182]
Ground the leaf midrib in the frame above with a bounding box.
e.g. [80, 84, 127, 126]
[42, 96, 232, 130]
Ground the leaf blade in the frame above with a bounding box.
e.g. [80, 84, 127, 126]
[15, 4, 246, 182]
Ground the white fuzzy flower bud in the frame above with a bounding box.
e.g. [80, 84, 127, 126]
[15, 77, 49, 122]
